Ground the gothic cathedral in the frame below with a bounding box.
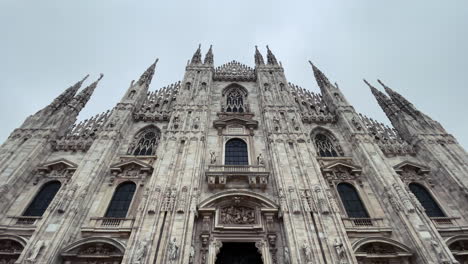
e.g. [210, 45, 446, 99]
[0, 45, 467, 264]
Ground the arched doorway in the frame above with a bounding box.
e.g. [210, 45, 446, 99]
[215, 242, 263, 264]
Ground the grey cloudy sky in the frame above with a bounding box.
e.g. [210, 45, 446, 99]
[1, 0, 467, 148]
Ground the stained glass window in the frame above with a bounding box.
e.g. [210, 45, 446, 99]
[225, 139, 248, 165]
[23, 181, 61, 216]
[409, 183, 445, 217]
[105, 182, 136, 218]
[337, 183, 369, 218]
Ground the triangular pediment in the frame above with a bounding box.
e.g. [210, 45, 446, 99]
[321, 160, 362, 173]
[38, 158, 78, 172]
[393, 161, 430, 174]
[110, 158, 153, 173]
[214, 115, 259, 130]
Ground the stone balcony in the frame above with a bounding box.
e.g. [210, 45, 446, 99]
[342, 217, 392, 234]
[81, 217, 134, 237]
[205, 165, 270, 189]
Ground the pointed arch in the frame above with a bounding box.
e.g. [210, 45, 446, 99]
[310, 127, 342, 157]
[23, 180, 61, 217]
[127, 125, 161, 156]
[337, 183, 369, 218]
[105, 181, 137, 218]
[408, 182, 445, 217]
[225, 138, 248, 165]
[222, 84, 248, 113]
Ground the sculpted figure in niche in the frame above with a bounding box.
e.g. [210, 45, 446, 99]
[302, 241, 313, 263]
[168, 237, 179, 262]
[26, 240, 45, 263]
[257, 153, 264, 165]
[210, 151, 216, 164]
[220, 206, 255, 225]
[134, 239, 148, 264]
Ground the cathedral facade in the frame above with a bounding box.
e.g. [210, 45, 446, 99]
[0, 45, 467, 264]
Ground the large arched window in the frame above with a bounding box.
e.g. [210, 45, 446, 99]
[128, 126, 161, 156]
[337, 183, 369, 218]
[105, 182, 136, 218]
[408, 183, 445, 217]
[225, 139, 248, 165]
[226, 89, 245, 113]
[23, 181, 61, 217]
[314, 134, 339, 157]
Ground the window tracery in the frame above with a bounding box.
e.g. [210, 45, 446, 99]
[127, 126, 161, 156]
[226, 90, 245, 113]
[314, 134, 340, 157]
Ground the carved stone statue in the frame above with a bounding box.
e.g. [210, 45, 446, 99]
[26, 240, 45, 263]
[168, 237, 179, 262]
[210, 151, 216, 164]
[134, 239, 148, 264]
[284, 247, 291, 264]
[213, 240, 223, 262]
[334, 238, 347, 264]
[257, 153, 264, 165]
[189, 245, 195, 264]
[431, 239, 449, 263]
[302, 241, 313, 263]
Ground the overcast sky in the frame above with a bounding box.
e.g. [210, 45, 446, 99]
[1, 0, 467, 148]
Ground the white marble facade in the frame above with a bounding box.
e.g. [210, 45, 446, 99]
[0, 46, 467, 264]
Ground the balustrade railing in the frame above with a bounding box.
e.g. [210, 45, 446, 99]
[342, 217, 385, 228]
[8, 216, 41, 226]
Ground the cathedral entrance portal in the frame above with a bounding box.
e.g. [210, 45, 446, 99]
[215, 242, 263, 264]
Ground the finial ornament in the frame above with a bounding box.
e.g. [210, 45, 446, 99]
[254, 45, 265, 65]
[138, 59, 158, 86]
[266, 45, 278, 65]
[191, 44, 202, 64]
[204, 45, 214, 64]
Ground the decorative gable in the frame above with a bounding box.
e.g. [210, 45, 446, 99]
[37, 159, 78, 178]
[320, 160, 362, 185]
[213, 61, 256, 82]
[393, 161, 430, 175]
[393, 161, 432, 185]
[109, 159, 153, 178]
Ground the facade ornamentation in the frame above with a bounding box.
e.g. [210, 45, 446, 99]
[219, 206, 255, 225]
[0, 46, 464, 264]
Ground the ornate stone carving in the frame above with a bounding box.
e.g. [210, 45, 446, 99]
[78, 243, 117, 255]
[314, 185, 329, 214]
[133, 239, 148, 264]
[0, 240, 22, 254]
[289, 187, 301, 214]
[431, 239, 450, 264]
[219, 206, 255, 225]
[168, 237, 179, 262]
[302, 241, 313, 263]
[256, 153, 264, 165]
[392, 183, 415, 214]
[213, 61, 256, 81]
[57, 184, 77, 213]
[25, 240, 45, 263]
[334, 239, 347, 264]
[176, 186, 188, 213]
[210, 151, 216, 164]
[284, 247, 291, 264]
